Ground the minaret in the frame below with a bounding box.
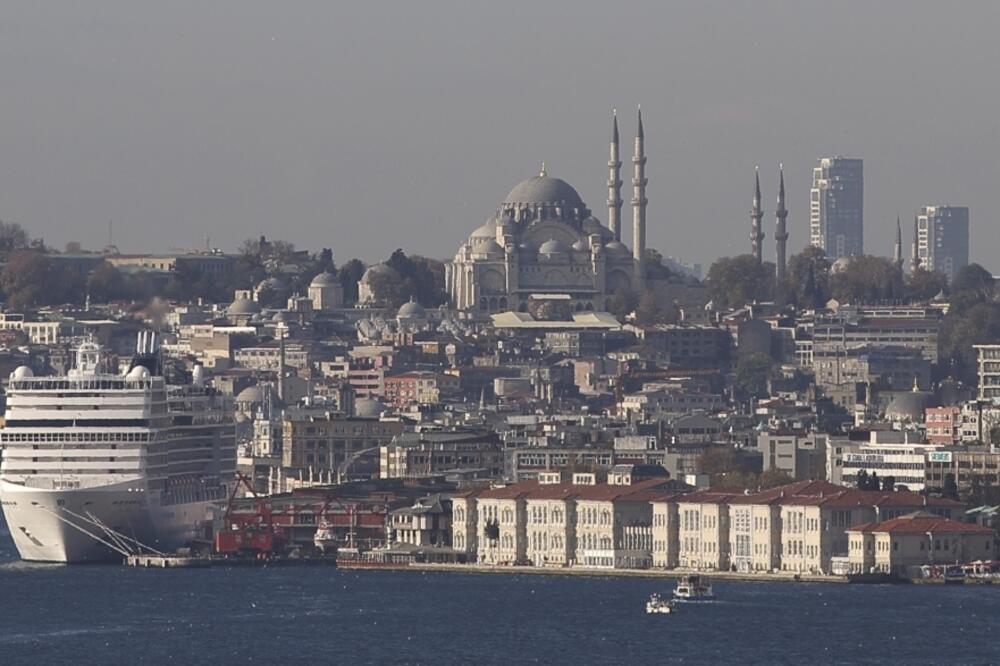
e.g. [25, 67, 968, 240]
[607, 110, 623, 242]
[910, 214, 921, 274]
[893, 214, 903, 270]
[750, 167, 764, 263]
[631, 107, 647, 291]
[774, 165, 788, 282]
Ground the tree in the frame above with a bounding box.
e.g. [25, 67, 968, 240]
[367, 268, 408, 309]
[733, 352, 774, 400]
[856, 470, 870, 490]
[339, 259, 366, 304]
[943, 473, 959, 501]
[0, 220, 30, 259]
[1, 251, 53, 309]
[881, 475, 897, 492]
[634, 290, 679, 325]
[705, 254, 775, 309]
[939, 302, 1000, 384]
[952, 263, 994, 301]
[905, 267, 948, 302]
[86, 263, 127, 302]
[829, 255, 904, 304]
[64, 241, 85, 254]
[607, 287, 639, 320]
[786, 246, 831, 309]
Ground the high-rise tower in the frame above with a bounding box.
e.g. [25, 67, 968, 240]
[911, 215, 921, 274]
[632, 108, 647, 291]
[809, 157, 864, 259]
[607, 111, 623, 242]
[893, 215, 903, 270]
[750, 167, 764, 263]
[774, 165, 789, 282]
[916, 206, 970, 284]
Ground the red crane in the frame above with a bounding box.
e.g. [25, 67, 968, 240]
[213, 472, 284, 557]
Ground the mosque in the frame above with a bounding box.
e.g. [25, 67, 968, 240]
[445, 110, 650, 314]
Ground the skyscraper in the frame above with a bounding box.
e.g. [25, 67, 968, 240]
[916, 205, 969, 284]
[809, 157, 863, 259]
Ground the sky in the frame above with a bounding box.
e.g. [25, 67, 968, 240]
[0, 1, 997, 271]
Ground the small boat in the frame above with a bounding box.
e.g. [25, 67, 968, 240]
[645, 593, 675, 614]
[673, 574, 715, 601]
[943, 566, 965, 585]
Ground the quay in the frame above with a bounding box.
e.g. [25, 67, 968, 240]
[125, 554, 211, 569]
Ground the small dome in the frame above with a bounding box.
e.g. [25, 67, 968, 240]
[472, 238, 504, 255]
[830, 256, 855, 274]
[538, 238, 570, 254]
[354, 397, 385, 418]
[272, 311, 293, 323]
[360, 263, 400, 284]
[310, 271, 338, 287]
[604, 241, 630, 257]
[504, 173, 584, 207]
[11, 366, 33, 380]
[227, 298, 261, 316]
[127, 365, 151, 380]
[397, 299, 427, 319]
[571, 239, 589, 252]
[236, 385, 266, 404]
[885, 392, 932, 422]
[469, 220, 498, 240]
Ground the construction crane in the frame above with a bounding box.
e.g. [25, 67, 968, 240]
[213, 472, 284, 558]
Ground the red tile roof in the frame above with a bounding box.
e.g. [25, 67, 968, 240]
[847, 514, 994, 536]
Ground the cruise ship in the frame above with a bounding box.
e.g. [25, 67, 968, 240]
[0, 333, 236, 562]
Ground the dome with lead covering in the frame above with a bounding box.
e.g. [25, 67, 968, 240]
[397, 299, 427, 319]
[504, 174, 584, 207]
[538, 238, 571, 255]
[227, 298, 261, 316]
[310, 271, 338, 287]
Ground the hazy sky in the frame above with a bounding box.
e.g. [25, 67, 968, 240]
[1, 1, 997, 271]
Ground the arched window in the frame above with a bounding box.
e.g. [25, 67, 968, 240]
[480, 297, 488, 311]
[498, 297, 508, 310]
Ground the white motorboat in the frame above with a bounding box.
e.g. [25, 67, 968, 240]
[673, 575, 715, 601]
[645, 593, 675, 614]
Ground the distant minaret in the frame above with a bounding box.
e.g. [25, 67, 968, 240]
[632, 107, 647, 291]
[608, 110, 623, 242]
[750, 167, 764, 263]
[893, 214, 903, 269]
[774, 165, 788, 282]
[910, 214, 921, 274]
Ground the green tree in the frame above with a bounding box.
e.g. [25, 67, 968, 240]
[339, 259, 366, 304]
[1, 251, 53, 309]
[86, 263, 127, 302]
[607, 287, 639, 320]
[734, 352, 774, 399]
[786, 246, 831, 309]
[706, 254, 775, 309]
[367, 269, 408, 308]
[634, 290, 679, 325]
[952, 263, 994, 301]
[0, 220, 30, 260]
[829, 255, 904, 303]
[905, 267, 948, 302]
[939, 302, 1000, 384]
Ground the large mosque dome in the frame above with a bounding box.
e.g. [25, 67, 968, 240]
[503, 172, 584, 207]
[446, 112, 649, 315]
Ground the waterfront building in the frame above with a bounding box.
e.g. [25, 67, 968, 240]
[916, 206, 969, 284]
[847, 512, 993, 576]
[676, 491, 736, 570]
[809, 157, 864, 259]
[389, 494, 452, 548]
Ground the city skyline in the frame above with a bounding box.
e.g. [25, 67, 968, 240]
[0, 2, 996, 271]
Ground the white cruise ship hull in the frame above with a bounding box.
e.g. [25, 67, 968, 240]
[0, 479, 219, 563]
